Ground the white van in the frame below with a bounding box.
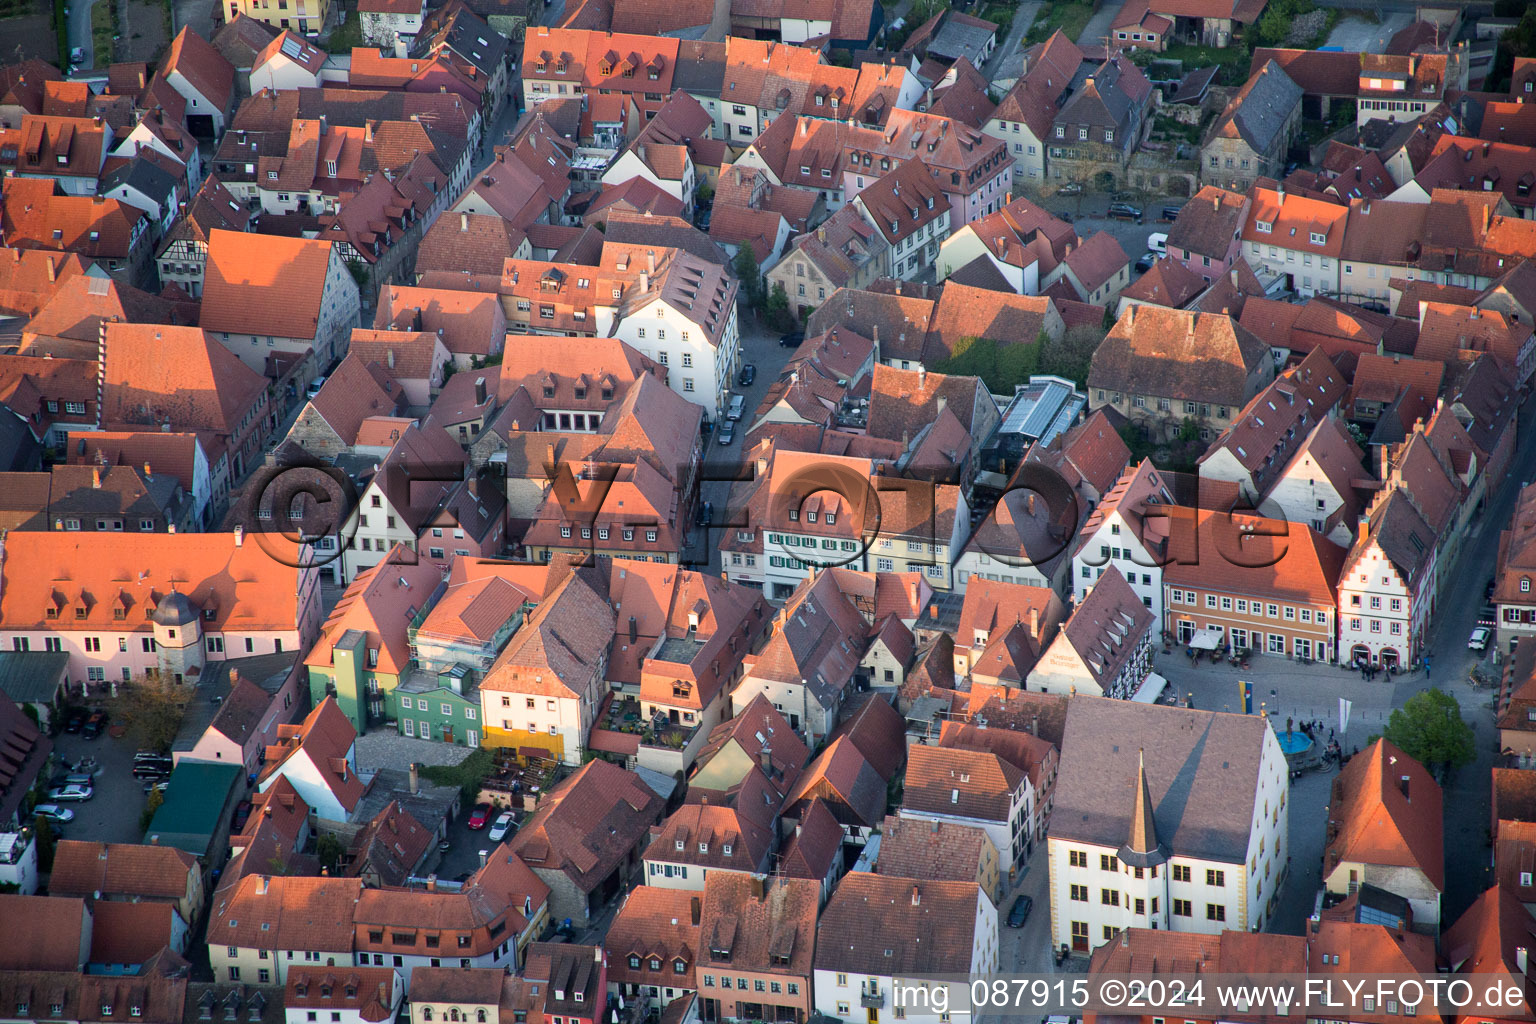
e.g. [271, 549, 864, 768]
[727, 394, 746, 421]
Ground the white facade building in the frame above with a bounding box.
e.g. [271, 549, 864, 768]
[1047, 698, 1289, 958]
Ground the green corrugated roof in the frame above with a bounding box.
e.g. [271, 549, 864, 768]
[146, 759, 241, 858]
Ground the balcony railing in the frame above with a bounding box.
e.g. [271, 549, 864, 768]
[859, 991, 884, 1009]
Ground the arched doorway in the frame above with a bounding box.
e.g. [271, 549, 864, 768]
[1350, 644, 1370, 667]
[1381, 648, 1400, 670]
[1094, 170, 1117, 193]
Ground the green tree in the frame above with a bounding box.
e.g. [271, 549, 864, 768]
[763, 281, 796, 333]
[139, 786, 165, 832]
[733, 243, 763, 308]
[909, 0, 950, 23]
[1488, 6, 1536, 93]
[316, 833, 346, 874]
[1378, 689, 1476, 780]
[1039, 325, 1103, 386]
[33, 814, 56, 872]
[119, 681, 187, 754]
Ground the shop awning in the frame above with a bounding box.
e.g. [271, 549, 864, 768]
[1132, 672, 1169, 704]
[1190, 627, 1225, 651]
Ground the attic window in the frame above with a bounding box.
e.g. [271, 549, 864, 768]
[676, 839, 685, 850]
[1523, 577, 1531, 593]
[722, 843, 733, 855]
[1309, 231, 1326, 245]
[1255, 220, 1272, 234]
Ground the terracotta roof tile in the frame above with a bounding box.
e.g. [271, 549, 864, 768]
[1091, 306, 1269, 405]
[604, 886, 700, 989]
[201, 230, 340, 340]
[0, 895, 88, 970]
[814, 875, 984, 974]
[508, 760, 664, 893]
[88, 900, 181, 966]
[1119, 254, 1205, 309]
[164, 27, 235, 112]
[778, 796, 844, 881]
[211, 873, 363, 953]
[50, 841, 197, 902]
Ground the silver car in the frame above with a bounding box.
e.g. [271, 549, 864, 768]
[47, 783, 92, 801]
[33, 803, 74, 823]
[488, 811, 515, 842]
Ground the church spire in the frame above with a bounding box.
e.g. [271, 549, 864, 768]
[1119, 748, 1168, 867]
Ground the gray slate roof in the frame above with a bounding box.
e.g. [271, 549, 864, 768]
[1049, 696, 1276, 865]
[0, 651, 68, 704]
[1212, 59, 1303, 154]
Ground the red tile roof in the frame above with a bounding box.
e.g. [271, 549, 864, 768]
[163, 27, 235, 112]
[261, 697, 364, 813]
[1326, 737, 1444, 890]
[201, 229, 340, 340]
[506, 760, 664, 893]
[50, 841, 197, 902]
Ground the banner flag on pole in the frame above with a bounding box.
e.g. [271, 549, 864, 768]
[1239, 680, 1253, 715]
[1339, 697, 1352, 735]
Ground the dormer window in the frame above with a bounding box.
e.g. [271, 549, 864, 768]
[1309, 231, 1326, 245]
[722, 843, 733, 855]
[676, 838, 685, 850]
[1255, 220, 1272, 233]
[1523, 577, 1531, 593]
[699, 842, 709, 853]
[807, 511, 817, 524]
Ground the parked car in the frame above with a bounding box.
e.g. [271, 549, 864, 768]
[143, 780, 170, 795]
[33, 804, 74, 824]
[132, 763, 172, 780]
[82, 711, 106, 739]
[726, 394, 745, 421]
[779, 331, 804, 348]
[69, 47, 83, 64]
[1108, 202, 1143, 223]
[48, 784, 93, 802]
[488, 811, 516, 842]
[232, 800, 253, 832]
[1470, 627, 1492, 652]
[467, 803, 492, 829]
[306, 376, 327, 399]
[55, 773, 96, 788]
[1161, 204, 1183, 222]
[1007, 894, 1034, 927]
[1147, 231, 1168, 255]
[737, 364, 756, 387]
[1135, 252, 1157, 273]
[696, 501, 713, 527]
[1057, 182, 1083, 196]
[64, 708, 87, 733]
[718, 423, 736, 446]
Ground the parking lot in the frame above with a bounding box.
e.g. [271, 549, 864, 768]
[44, 723, 158, 848]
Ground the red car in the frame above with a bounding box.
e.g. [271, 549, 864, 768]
[467, 804, 492, 829]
